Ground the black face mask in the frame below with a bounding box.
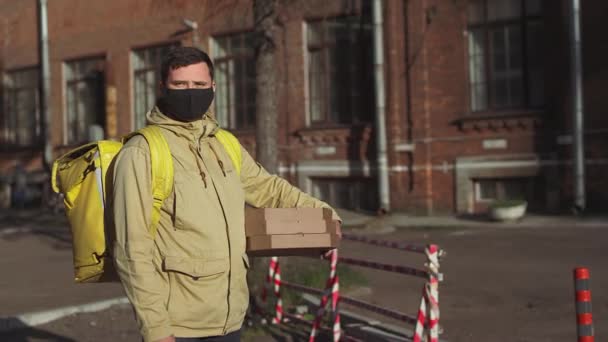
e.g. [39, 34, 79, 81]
[159, 88, 214, 122]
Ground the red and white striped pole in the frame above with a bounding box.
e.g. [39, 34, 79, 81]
[272, 261, 283, 324]
[262, 257, 279, 303]
[330, 250, 341, 342]
[309, 249, 340, 342]
[413, 244, 441, 342]
[574, 267, 593, 342]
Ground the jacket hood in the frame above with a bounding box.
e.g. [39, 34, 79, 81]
[146, 106, 219, 141]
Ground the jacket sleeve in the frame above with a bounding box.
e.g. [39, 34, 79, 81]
[240, 146, 341, 221]
[112, 141, 172, 342]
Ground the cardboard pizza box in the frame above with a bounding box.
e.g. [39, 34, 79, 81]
[245, 218, 337, 236]
[245, 207, 337, 236]
[246, 233, 339, 257]
[245, 207, 333, 223]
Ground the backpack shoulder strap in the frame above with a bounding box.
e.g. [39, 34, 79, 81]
[215, 129, 242, 176]
[124, 125, 174, 236]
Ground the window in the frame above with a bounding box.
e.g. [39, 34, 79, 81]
[132, 44, 176, 129]
[212, 33, 256, 130]
[64, 57, 105, 144]
[306, 12, 374, 125]
[475, 177, 531, 202]
[312, 177, 378, 212]
[468, 0, 543, 112]
[2, 68, 40, 146]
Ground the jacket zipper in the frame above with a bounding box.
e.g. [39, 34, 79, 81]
[196, 140, 232, 335]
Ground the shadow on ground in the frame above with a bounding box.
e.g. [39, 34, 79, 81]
[1, 326, 76, 342]
[0, 209, 72, 249]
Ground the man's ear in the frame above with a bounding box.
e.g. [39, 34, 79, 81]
[212, 82, 216, 92]
[158, 81, 166, 95]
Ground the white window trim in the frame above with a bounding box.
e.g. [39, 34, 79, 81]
[302, 21, 311, 127]
[129, 50, 135, 132]
[61, 62, 68, 145]
[474, 180, 495, 203]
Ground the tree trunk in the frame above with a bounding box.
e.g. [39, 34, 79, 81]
[249, 0, 279, 319]
[253, 0, 278, 174]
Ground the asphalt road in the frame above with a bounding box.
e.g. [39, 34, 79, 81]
[1, 211, 606, 341]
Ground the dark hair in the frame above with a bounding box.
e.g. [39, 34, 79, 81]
[160, 46, 214, 84]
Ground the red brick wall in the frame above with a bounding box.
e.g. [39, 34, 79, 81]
[1, 0, 607, 213]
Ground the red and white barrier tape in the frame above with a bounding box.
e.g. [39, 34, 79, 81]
[338, 257, 429, 279]
[262, 257, 279, 303]
[261, 242, 442, 342]
[342, 234, 428, 254]
[281, 280, 417, 325]
[331, 251, 341, 342]
[261, 257, 283, 324]
[413, 291, 427, 342]
[272, 261, 283, 324]
[426, 245, 440, 342]
[414, 244, 441, 342]
[310, 249, 341, 342]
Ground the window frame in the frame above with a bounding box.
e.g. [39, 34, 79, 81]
[311, 176, 379, 212]
[475, 179, 499, 202]
[474, 177, 532, 203]
[1, 67, 41, 147]
[131, 43, 178, 130]
[305, 14, 374, 127]
[63, 56, 106, 145]
[306, 25, 332, 125]
[467, 0, 543, 114]
[211, 31, 256, 131]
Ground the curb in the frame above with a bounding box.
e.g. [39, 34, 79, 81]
[0, 297, 129, 333]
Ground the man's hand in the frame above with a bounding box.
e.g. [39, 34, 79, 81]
[322, 221, 342, 259]
[154, 336, 175, 342]
[334, 220, 342, 239]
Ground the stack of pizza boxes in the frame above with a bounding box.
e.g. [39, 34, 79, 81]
[245, 207, 340, 256]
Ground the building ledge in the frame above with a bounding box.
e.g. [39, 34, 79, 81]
[452, 110, 543, 132]
[295, 124, 373, 145]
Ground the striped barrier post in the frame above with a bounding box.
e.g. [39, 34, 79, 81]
[309, 249, 340, 342]
[262, 257, 279, 304]
[330, 250, 341, 342]
[413, 292, 427, 342]
[574, 267, 593, 342]
[272, 261, 283, 324]
[413, 244, 441, 342]
[426, 245, 440, 342]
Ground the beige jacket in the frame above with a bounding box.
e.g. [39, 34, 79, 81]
[112, 107, 339, 341]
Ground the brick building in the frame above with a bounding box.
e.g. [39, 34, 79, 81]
[0, 0, 606, 214]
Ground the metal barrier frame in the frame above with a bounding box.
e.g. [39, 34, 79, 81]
[260, 233, 445, 342]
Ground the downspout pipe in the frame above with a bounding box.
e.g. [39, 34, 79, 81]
[570, 0, 585, 212]
[38, 0, 53, 173]
[372, 0, 390, 212]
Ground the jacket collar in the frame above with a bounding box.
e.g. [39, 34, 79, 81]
[145, 106, 219, 142]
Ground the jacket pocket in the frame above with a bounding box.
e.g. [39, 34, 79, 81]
[164, 256, 228, 279]
[230, 253, 250, 322]
[164, 256, 230, 328]
[171, 174, 227, 235]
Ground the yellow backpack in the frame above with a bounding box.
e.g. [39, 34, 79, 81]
[51, 126, 241, 283]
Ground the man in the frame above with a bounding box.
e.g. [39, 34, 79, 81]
[112, 46, 341, 342]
